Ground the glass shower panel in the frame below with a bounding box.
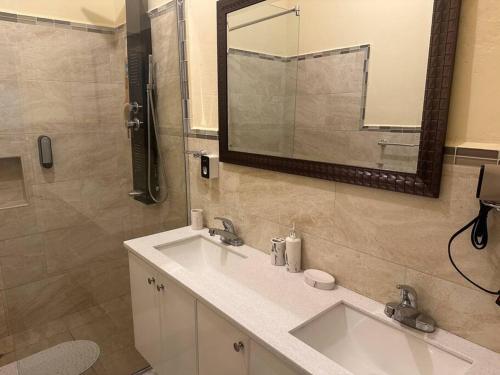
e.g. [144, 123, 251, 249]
[227, 1, 300, 158]
[0, 0, 187, 373]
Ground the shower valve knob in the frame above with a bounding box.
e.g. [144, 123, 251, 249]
[127, 119, 143, 130]
[126, 118, 143, 138]
[130, 102, 142, 113]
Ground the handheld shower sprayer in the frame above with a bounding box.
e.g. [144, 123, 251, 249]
[146, 54, 168, 204]
[448, 165, 500, 306]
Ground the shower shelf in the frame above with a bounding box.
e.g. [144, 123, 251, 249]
[0, 156, 29, 210]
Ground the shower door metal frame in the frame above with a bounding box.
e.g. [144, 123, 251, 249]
[216, 0, 462, 198]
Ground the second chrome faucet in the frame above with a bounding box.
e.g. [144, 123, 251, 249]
[385, 284, 436, 333]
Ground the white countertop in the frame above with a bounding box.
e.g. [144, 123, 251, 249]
[124, 226, 500, 375]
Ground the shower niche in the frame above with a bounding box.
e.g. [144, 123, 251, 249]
[0, 156, 28, 209]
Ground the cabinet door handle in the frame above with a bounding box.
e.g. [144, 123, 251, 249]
[147, 277, 156, 285]
[233, 341, 244, 352]
[156, 284, 165, 291]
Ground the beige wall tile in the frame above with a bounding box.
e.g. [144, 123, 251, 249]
[69, 257, 130, 306]
[0, 204, 39, 242]
[32, 181, 88, 232]
[0, 234, 46, 289]
[0, 80, 24, 134]
[20, 81, 75, 133]
[63, 305, 107, 331]
[29, 133, 90, 183]
[12, 319, 67, 350]
[295, 93, 362, 131]
[0, 42, 19, 81]
[189, 138, 500, 352]
[278, 174, 335, 240]
[18, 26, 73, 82]
[331, 165, 491, 289]
[159, 135, 188, 193]
[5, 274, 93, 333]
[96, 83, 125, 129]
[300, 231, 404, 303]
[43, 223, 124, 275]
[0, 335, 14, 360]
[0, 292, 9, 338]
[405, 269, 500, 353]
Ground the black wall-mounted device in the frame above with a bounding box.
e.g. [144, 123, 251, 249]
[449, 165, 500, 306]
[201, 155, 219, 179]
[477, 165, 500, 203]
[125, 0, 159, 205]
[37, 135, 53, 169]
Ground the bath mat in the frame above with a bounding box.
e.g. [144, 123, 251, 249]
[17, 340, 100, 375]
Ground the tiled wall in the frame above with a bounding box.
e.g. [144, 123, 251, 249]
[295, 48, 419, 173]
[187, 137, 500, 353]
[0, 5, 187, 373]
[227, 47, 419, 173]
[228, 49, 296, 157]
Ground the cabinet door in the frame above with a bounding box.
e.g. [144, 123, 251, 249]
[249, 340, 302, 375]
[129, 254, 162, 369]
[198, 301, 249, 375]
[156, 275, 197, 375]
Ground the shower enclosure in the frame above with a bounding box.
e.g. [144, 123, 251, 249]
[0, 0, 188, 373]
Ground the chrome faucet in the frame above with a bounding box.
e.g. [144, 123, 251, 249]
[385, 285, 436, 333]
[208, 217, 244, 246]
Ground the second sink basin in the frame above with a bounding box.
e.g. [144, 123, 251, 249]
[155, 235, 246, 274]
[291, 303, 472, 375]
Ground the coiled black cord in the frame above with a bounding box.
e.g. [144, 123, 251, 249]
[448, 201, 500, 300]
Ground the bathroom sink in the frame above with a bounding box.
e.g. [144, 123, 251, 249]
[291, 303, 472, 375]
[155, 235, 246, 274]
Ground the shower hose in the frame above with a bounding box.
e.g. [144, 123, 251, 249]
[146, 74, 168, 204]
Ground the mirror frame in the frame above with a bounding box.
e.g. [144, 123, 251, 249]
[217, 0, 462, 198]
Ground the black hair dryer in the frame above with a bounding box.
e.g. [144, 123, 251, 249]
[449, 165, 500, 306]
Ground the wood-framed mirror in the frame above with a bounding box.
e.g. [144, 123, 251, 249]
[217, 0, 461, 198]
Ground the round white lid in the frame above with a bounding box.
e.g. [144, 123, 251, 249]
[304, 269, 336, 290]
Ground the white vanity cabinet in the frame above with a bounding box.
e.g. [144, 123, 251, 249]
[129, 254, 162, 368]
[130, 253, 301, 375]
[249, 340, 302, 375]
[129, 254, 197, 375]
[197, 301, 249, 375]
[197, 301, 302, 375]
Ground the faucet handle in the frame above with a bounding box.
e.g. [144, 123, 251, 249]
[214, 217, 236, 233]
[397, 284, 418, 308]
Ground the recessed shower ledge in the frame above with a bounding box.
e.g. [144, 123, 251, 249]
[124, 227, 500, 375]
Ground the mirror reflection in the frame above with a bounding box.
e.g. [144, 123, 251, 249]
[227, 0, 434, 173]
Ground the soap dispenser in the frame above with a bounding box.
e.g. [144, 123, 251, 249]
[285, 224, 302, 273]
